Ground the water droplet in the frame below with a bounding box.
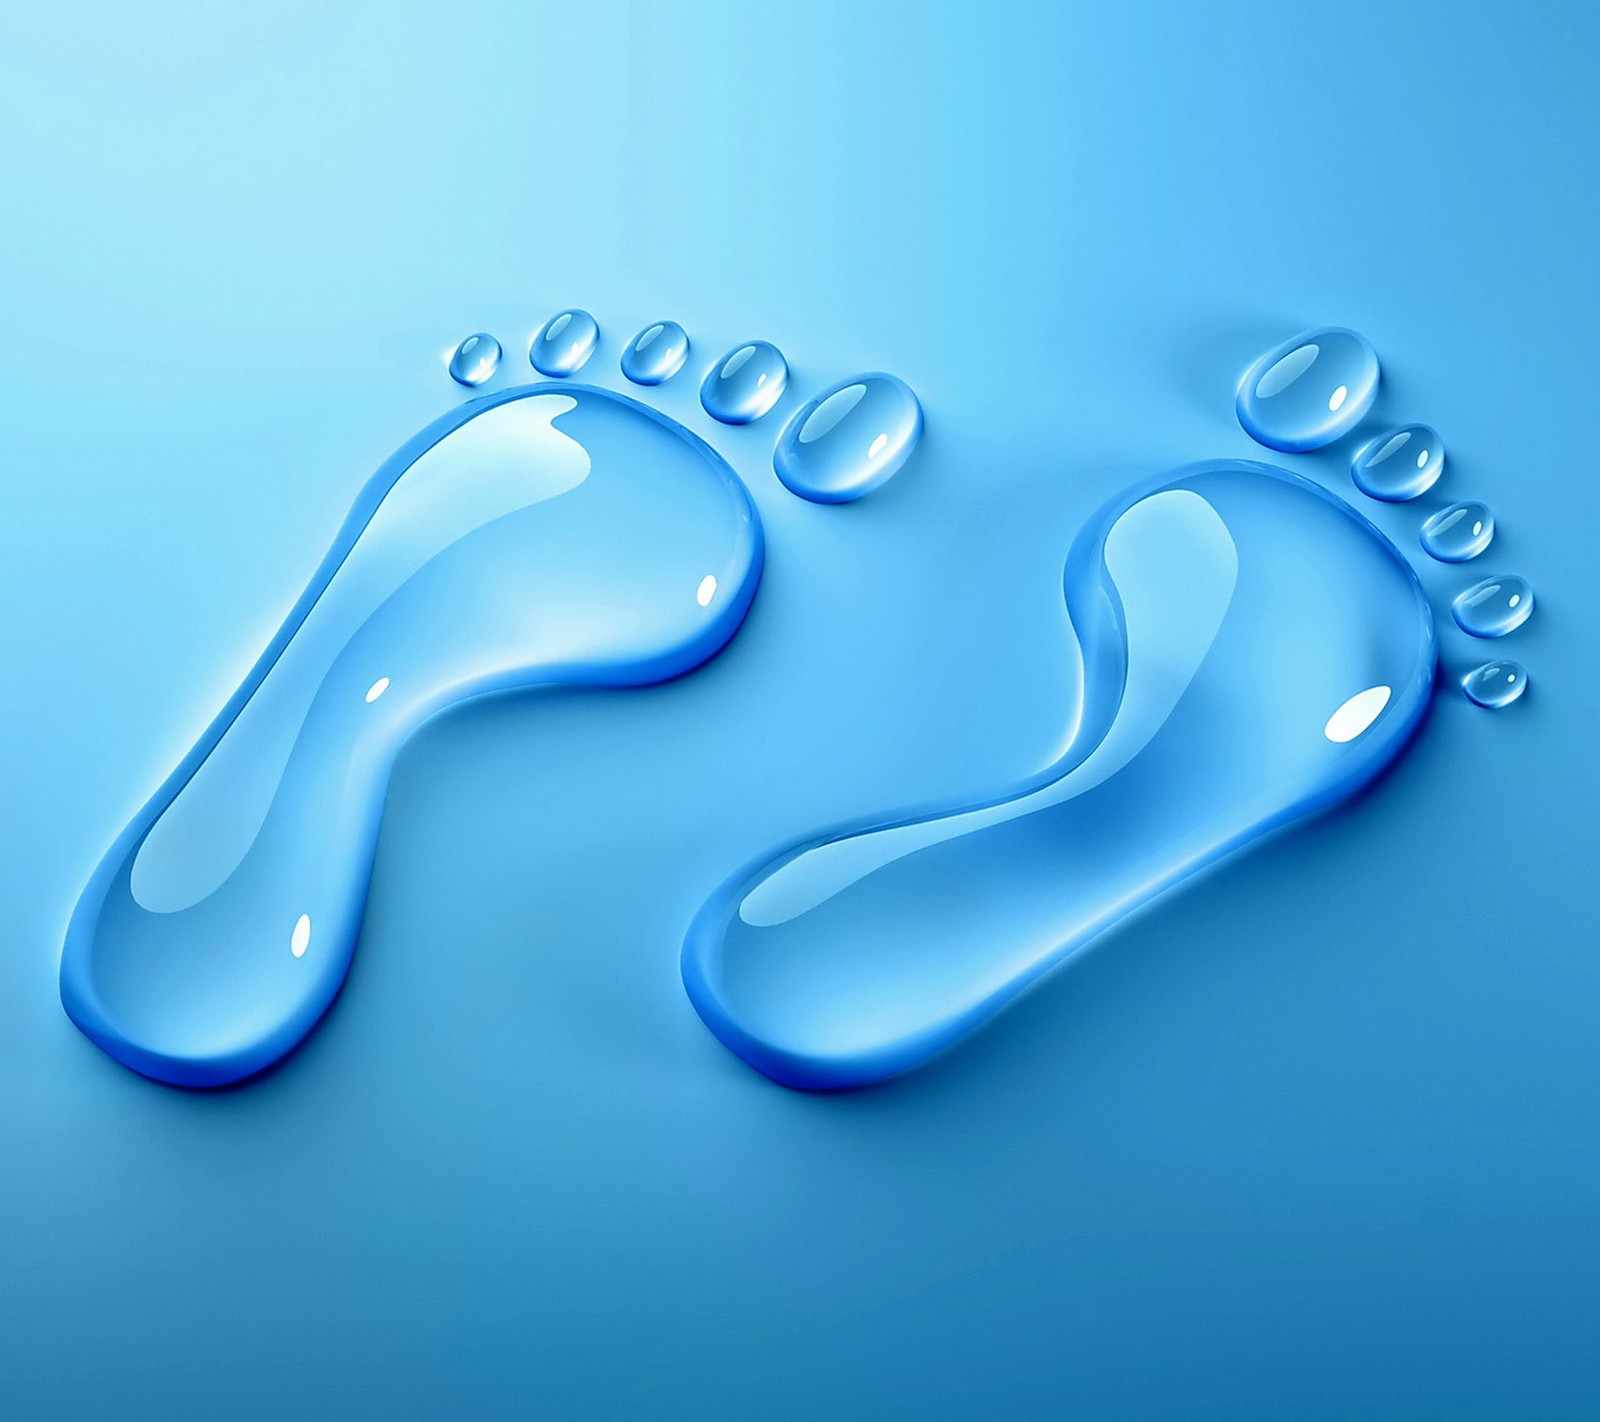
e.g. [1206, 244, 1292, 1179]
[1350, 424, 1444, 502]
[682, 460, 1436, 1089]
[621, 320, 689, 385]
[64, 386, 765, 1086]
[1236, 327, 1380, 452]
[701, 341, 788, 424]
[773, 373, 924, 504]
[448, 333, 501, 387]
[1420, 501, 1494, 562]
[1462, 661, 1528, 709]
[1452, 574, 1534, 637]
[529, 309, 598, 376]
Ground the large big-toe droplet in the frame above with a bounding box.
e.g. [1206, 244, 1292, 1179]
[62, 384, 763, 1086]
[1236, 327, 1380, 452]
[773, 373, 923, 504]
[683, 460, 1435, 1089]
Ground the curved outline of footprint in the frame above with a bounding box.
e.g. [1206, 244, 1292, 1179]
[59, 314, 889, 1089]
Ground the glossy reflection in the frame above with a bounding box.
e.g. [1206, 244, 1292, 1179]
[448, 333, 502, 387]
[1420, 501, 1494, 562]
[529, 309, 599, 376]
[1351, 424, 1444, 502]
[1462, 661, 1528, 709]
[621, 321, 689, 385]
[62, 384, 764, 1087]
[773, 373, 923, 504]
[1236, 327, 1380, 452]
[701, 341, 788, 424]
[1452, 574, 1534, 637]
[683, 461, 1436, 1090]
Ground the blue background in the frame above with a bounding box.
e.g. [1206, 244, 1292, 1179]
[2, 3, 1597, 1416]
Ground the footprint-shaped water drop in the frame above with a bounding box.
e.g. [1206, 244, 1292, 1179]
[1452, 574, 1533, 637]
[621, 321, 690, 385]
[448, 333, 502, 388]
[701, 341, 788, 424]
[773, 373, 923, 504]
[1351, 424, 1444, 502]
[1236, 327, 1380, 452]
[529, 309, 599, 376]
[1462, 660, 1528, 708]
[1420, 501, 1494, 562]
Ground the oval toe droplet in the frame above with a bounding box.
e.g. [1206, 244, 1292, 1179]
[448, 333, 502, 387]
[529, 309, 599, 376]
[1236, 327, 1380, 452]
[1452, 574, 1534, 637]
[1462, 660, 1528, 708]
[701, 342, 788, 424]
[774, 373, 923, 503]
[621, 321, 690, 385]
[1420, 501, 1494, 562]
[1351, 424, 1444, 502]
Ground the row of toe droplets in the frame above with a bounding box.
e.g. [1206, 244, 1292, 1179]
[449, 313, 925, 505]
[1237, 326, 1534, 709]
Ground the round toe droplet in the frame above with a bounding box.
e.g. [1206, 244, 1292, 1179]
[701, 341, 788, 424]
[1452, 574, 1533, 637]
[530, 309, 599, 376]
[1351, 424, 1444, 502]
[773, 373, 923, 503]
[1462, 661, 1528, 708]
[448, 333, 502, 387]
[621, 321, 690, 385]
[1420, 501, 1494, 562]
[1236, 327, 1380, 452]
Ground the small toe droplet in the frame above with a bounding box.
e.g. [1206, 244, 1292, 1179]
[1351, 424, 1444, 502]
[1462, 661, 1528, 708]
[448, 333, 502, 387]
[1452, 575, 1534, 637]
[1420, 501, 1494, 562]
[530, 309, 599, 376]
[622, 321, 690, 385]
[701, 342, 788, 424]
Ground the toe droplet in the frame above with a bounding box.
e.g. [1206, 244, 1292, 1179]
[773, 373, 923, 504]
[1351, 424, 1444, 502]
[530, 309, 599, 376]
[1452, 574, 1534, 637]
[448, 333, 502, 387]
[622, 321, 690, 385]
[1420, 501, 1494, 562]
[701, 342, 788, 424]
[1462, 661, 1528, 708]
[1236, 327, 1380, 451]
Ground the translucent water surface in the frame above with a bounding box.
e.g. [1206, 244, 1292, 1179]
[683, 460, 1436, 1089]
[62, 384, 763, 1086]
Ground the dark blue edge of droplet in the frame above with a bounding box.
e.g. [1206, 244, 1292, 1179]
[60, 382, 766, 1089]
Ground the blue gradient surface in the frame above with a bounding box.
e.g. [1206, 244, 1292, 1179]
[1, 2, 1597, 1418]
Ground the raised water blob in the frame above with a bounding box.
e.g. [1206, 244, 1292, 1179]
[529, 309, 599, 376]
[1462, 661, 1528, 709]
[448, 333, 502, 387]
[1236, 327, 1380, 452]
[1351, 424, 1444, 502]
[621, 321, 690, 385]
[701, 341, 788, 424]
[773, 374, 923, 504]
[1420, 501, 1494, 562]
[1452, 574, 1533, 637]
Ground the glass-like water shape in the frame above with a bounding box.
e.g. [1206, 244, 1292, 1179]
[1462, 661, 1528, 709]
[1452, 574, 1533, 637]
[701, 341, 788, 424]
[621, 321, 689, 385]
[773, 373, 923, 504]
[683, 460, 1436, 1089]
[1420, 501, 1494, 562]
[61, 385, 764, 1087]
[1351, 424, 1444, 502]
[448, 332, 501, 387]
[1236, 327, 1380, 452]
[529, 309, 598, 376]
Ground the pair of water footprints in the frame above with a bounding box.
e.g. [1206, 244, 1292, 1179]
[60, 314, 1530, 1090]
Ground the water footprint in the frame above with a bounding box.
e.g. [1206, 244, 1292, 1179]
[682, 325, 1534, 1090]
[62, 312, 923, 1087]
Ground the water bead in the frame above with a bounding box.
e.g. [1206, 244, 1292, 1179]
[1462, 661, 1528, 709]
[1420, 501, 1494, 562]
[1350, 424, 1444, 502]
[529, 309, 599, 377]
[773, 373, 923, 503]
[1236, 327, 1380, 452]
[621, 321, 690, 385]
[447, 333, 501, 387]
[701, 341, 788, 424]
[1452, 574, 1534, 637]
